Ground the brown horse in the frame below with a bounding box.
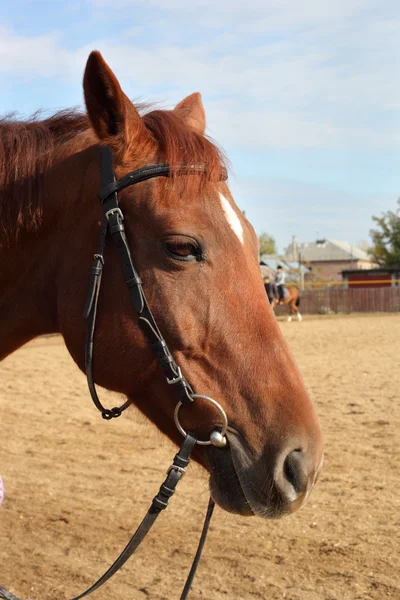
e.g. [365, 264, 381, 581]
[272, 286, 302, 322]
[0, 51, 322, 521]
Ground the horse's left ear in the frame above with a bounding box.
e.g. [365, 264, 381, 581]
[174, 92, 206, 135]
[83, 51, 151, 158]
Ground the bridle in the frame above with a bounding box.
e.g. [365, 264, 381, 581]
[0, 148, 229, 600]
[75, 146, 229, 599]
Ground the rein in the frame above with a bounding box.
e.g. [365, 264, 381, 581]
[76, 146, 228, 598]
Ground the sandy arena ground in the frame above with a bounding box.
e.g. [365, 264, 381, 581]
[0, 314, 399, 600]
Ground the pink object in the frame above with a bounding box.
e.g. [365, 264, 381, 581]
[0, 476, 5, 507]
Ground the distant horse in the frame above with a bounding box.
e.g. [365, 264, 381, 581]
[272, 286, 302, 322]
[0, 50, 322, 587]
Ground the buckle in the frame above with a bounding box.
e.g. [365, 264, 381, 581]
[105, 207, 124, 222]
[166, 366, 183, 385]
[166, 464, 186, 478]
[94, 253, 104, 265]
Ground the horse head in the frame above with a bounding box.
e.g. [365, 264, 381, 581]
[3, 51, 323, 519]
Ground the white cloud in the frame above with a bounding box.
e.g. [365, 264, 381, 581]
[88, 0, 379, 26]
[0, 0, 399, 153]
[1, 2, 398, 249]
[0, 28, 64, 78]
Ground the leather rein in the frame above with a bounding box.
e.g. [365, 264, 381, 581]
[73, 146, 229, 599]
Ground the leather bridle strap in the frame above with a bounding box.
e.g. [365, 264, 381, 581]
[0, 149, 227, 600]
[98, 162, 211, 203]
[180, 497, 215, 600]
[77, 146, 222, 599]
[71, 433, 211, 600]
[0, 588, 19, 600]
[0, 438, 215, 600]
[83, 146, 198, 419]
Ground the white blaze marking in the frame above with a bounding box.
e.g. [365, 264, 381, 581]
[219, 193, 244, 244]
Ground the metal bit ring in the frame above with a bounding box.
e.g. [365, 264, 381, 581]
[174, 394, 228, 447]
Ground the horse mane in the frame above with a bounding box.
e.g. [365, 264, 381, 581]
[0, 109, 88, 246]
[142, 109, 227, 182]
[0, 105, 227, 247]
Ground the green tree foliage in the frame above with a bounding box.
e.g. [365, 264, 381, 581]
[258, 232, 277, 256]
[369, 199, 400, 266]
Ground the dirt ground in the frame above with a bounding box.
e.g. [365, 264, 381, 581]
[0, 314, 399, 600]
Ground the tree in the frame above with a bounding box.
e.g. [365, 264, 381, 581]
[258, 232, 277, 256]
[356, 240, 370, 252]
[369, 199, 400, 266]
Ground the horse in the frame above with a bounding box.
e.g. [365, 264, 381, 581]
[0, 50, 323, 594]
[272, 286, 302, 322]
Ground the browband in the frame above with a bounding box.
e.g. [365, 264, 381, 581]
[98, 162, 227, 203]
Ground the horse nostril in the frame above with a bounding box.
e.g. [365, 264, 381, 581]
[283, 449, 304, 494]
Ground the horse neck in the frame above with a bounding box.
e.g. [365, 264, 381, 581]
[0, 135, 97, 360]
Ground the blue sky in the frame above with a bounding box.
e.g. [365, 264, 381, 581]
[1, 0, 399, 252]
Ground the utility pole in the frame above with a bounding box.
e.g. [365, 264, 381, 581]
[299, 251, 304, 291]
[292, 235, 297, 261]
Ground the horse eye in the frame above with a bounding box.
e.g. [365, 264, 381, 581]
[164, 239, 202, 261]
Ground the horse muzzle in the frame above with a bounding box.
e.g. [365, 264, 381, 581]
[205, 428, 323, 518]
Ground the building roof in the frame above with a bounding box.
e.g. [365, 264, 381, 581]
[342, 266, 400, 275]
[285, 239, 373, 262]
[260, 254, 311, 279]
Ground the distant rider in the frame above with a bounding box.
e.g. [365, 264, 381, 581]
[274, 265, 287, 303]
[263, 275, 275, 305]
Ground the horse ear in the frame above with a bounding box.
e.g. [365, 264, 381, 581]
[83, 51, 148, 156]
[174, 92, 206, 135]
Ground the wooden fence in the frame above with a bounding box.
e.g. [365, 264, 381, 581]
[296, 287, 400, 315]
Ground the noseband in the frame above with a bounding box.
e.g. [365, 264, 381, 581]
[77, 147, 228, 598]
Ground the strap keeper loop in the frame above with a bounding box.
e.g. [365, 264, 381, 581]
[126, 276, 142, 288]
